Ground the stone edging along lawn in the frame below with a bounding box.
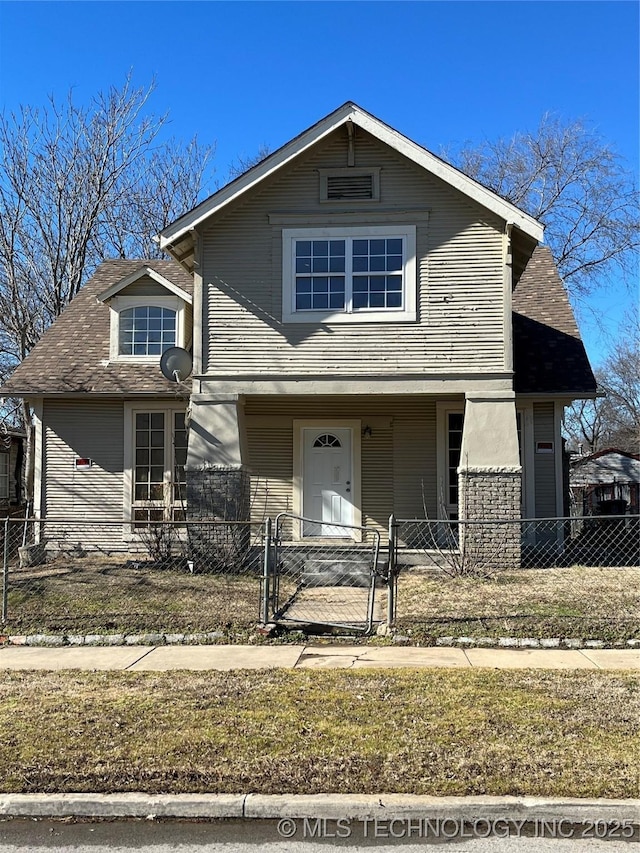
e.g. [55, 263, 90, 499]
[2, 631, 640, 648]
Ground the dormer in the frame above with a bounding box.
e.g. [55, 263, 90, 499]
[97, 265, 193, 363]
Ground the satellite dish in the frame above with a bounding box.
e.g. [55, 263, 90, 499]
[160, 347, 193, 383]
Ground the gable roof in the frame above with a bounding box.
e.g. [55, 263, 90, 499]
[512, 246, 596, 396]
[0, 260, 193, 397]
[158, 102, 544, 271]
[570, 448, 640, 486]
[97, 264, 193, 303]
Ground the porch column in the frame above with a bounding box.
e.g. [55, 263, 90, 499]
[458, 392, 521, 568]
[185, 394, 250, 522]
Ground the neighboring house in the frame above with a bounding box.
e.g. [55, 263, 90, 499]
[0, 103, 596, 553]
[0, 427, 25, 515]
[570, 448, 640, 516]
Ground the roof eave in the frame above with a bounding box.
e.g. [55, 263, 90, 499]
[158, 103, 544, 251]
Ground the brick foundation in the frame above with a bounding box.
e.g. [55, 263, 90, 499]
[458, 468, 522, 570]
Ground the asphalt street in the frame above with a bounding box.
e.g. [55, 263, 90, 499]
[1, 818, 638, 852]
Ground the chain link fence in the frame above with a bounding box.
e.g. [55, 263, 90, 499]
[1, 517, 266, 637]
[266, 512, 383, 633]
[2, 513, 639, 642]
[389, 514, 640, 641]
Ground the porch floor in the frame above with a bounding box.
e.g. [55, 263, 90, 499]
[277, 586, 385, 629]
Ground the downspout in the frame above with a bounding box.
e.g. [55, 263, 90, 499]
[503, 222, 514, 375]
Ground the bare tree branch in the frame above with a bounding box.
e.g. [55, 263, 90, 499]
[444, 114, 640, 298]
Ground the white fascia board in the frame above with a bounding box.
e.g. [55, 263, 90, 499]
[97, 266, 193, 304]
[351, 112, 544, 242]
[158, 102, 544, 249]
[158, 103, 360, 250]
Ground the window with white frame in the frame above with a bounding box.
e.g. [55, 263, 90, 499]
[0, 453, 8, 500]
[131, 409, 187, 523]
[109, 296, 184, 361]
[282, 225, 416, 323]
[119, 306, 176, 356]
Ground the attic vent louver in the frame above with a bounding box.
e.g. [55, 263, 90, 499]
[319, 167, 380, 203]
[326, 174, 374, 200]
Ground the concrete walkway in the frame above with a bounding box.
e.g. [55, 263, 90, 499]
[0, 644, 639, 670]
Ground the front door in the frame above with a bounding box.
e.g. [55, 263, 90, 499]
[302, 427, 353, 536]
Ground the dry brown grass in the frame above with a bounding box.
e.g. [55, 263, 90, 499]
[0, 669, 637, 797]
[4, 554, 261, 635]
[396, 566, 640, 642]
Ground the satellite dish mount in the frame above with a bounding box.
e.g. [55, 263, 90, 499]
[160, 347, 193, 383]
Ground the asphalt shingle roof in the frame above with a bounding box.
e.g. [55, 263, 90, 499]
[512, 245, 596, 395]
[0, 260, 193, 396]
[1, 247, 596, 399]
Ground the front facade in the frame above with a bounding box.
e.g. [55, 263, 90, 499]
[1, 104, 596, 550]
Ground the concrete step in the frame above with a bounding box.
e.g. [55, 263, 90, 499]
[301, 558, 373, 588]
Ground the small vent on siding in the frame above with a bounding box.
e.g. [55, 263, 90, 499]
[319, 167, 380, 203]
[326, 173, 374, 200]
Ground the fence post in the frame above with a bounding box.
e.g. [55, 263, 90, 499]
[387, 514, 396, 627]
[2, 518, 9, 623]
[261, 517, 272, 624]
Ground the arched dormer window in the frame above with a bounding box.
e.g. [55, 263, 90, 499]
[107, 295, 187, 362]
[119, 306, 177, 356]
[98, 266, 193, 363]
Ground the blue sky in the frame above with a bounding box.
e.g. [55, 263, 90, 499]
[0, 0, 638, 366]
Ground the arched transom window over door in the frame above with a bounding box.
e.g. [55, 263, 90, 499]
[313, 433, 342, 448]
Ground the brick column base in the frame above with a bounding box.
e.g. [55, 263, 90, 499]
[458, 468, 521, 570]
[185, 466, 251, 572]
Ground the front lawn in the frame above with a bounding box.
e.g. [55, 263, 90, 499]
[0, 669, 637, 797]
[3, 555, 264, 636]
[396, 566, 640, 643]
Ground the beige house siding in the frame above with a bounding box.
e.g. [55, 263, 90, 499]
[43, 400, 125, 534]
[244, 395, 447, 536]
[117, 277, 174, 298]
[200, 127, 505, 378]
[533, 401, 558, 517]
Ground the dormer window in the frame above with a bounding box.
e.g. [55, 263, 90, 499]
[108, 296, 186, 362]
[98, 265, 193, 363]
[119, 306, 177, 356]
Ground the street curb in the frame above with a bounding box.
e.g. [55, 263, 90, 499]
[0, 793, 638, 824]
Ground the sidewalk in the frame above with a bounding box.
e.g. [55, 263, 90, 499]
[1, 643, 639, 670]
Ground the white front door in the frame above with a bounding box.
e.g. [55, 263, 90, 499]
[302, 427, 353, 536]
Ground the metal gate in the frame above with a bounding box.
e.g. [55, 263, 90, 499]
[264, 512, 383, 633]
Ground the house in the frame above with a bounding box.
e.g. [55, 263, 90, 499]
[570, 448, 640, 516]
[0, 103, 596, 557]
[0, 427, 25, 515]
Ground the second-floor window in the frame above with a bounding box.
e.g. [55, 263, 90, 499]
[109, 295, 185, 362]
[282, 225, 416, 323]
[119, 306, 177, 356]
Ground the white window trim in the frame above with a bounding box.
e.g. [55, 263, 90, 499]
[282, 225, 416, 324]
[109, 295, 186, 363]
[437, 402, 531, 520]
[123, 401, 188, 524]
